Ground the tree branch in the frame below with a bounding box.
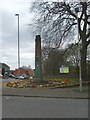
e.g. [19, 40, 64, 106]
[86, 32, 90, 39]
[86, 39, 90, 47]
[64, 4, 77, 19]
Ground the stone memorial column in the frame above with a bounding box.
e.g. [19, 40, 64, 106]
[35, 35, 42, 81]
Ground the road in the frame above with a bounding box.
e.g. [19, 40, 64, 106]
[2, 96, 88, 118]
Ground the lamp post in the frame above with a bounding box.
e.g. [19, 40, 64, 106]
[15, 14, 20, 68]
[15, 14, 20, 76]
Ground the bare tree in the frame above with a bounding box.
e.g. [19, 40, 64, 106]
[64, 43, 80, 66]
[42, 48, 65, 75]
[30, 1, 90, 80]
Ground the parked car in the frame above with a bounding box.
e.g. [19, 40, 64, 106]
[15, 74, 30, 79]
[8, 74, 15, 78]
[29, 76, 33, 79]
[20, 74, 29, 79]
[19, 75, 25, 79]
[0, 73, 3, 77]
[15, 76, 20, 79]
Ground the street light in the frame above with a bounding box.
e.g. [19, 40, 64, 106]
[15, 14, 20, 70]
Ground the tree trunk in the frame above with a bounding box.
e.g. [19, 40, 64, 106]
[80, 41, 87, 81]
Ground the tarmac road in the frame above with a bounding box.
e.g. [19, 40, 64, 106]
[2, 96, 88, 118]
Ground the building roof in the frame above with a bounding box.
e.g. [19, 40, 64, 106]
[0, 63, 10, 69]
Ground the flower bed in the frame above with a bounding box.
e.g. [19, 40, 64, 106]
[4, 78, 78, 88]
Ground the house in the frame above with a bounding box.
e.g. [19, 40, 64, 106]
[28, 69, 34, 77]
[0, 63, 10, 76]
[12, 67, 34, 77]
[13, 68, 27, 76]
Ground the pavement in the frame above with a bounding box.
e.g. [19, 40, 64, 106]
[1, 86, 89, 99]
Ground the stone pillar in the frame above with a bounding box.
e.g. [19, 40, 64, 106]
[35, 35, 42, 81]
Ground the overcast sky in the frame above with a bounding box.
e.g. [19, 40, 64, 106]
[0, 0, 36, 70]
